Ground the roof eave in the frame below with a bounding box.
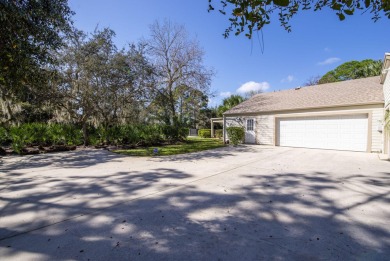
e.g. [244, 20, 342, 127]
[223, 102, 385, 116]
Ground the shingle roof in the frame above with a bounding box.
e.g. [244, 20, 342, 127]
[224, 76, 384, 115]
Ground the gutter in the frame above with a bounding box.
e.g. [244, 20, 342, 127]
[223, 102, 385, 117]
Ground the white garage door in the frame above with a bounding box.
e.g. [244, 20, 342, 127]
[278, 114, 368, 152]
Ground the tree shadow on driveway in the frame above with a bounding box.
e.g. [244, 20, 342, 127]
[0, 149, 129, 172]
[154, 145, 263, 162]
[0, 165, 389, 260]
[0, 145, 261, 170]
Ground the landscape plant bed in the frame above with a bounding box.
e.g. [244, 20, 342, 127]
[0, 145, 77, 156]
[114, 137, 225, 156]
[0, 138, 225, 157]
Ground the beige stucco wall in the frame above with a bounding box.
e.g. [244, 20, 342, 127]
[254, 115, 274, 145]
[383, 72, 390, 155]
[371, 107, 384, 152]
[385, 127, 390, 155]
[225, 104, 384, 152]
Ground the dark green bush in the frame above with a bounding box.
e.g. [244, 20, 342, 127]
[46, 124, 82, 146]
[6, 123, 82, 154]
[115, 125, 139, 145]
[47, 124, 65, 145]
[3, 122, 190, 153]
[162, 125, 177, 141]
[0, 127, 10, 145]
[215, 129, 223, 139]
[135, 125, 161, 146]
[120, 125, 139, 145]
[162, 125, 188, 141]
[61, 124, 82, 146]
[226, 126, 245, 146]
[9, 126, 28, 154]
[198, 129, 211, 138]
[30, 123, 48, 145]
[179, 127, 189, 140]
[90, 124, 175, 146]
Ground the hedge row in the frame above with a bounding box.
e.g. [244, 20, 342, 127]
[198, 129, 211, 138]
[0, 123, 189, 154]
[215, 129, 223, 139]
[198, 129, 224, 138]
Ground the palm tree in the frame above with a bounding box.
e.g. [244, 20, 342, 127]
[354, 60, 382, 78]
[217, 95, 245, 116]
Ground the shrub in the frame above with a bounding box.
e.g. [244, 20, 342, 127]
[31, 123, 47, 145]
[47, 124, 65, 145]
[61, 124, 82, 146]
[215, 129, 223, 139]
[138, 125, 163, 146]
[198, 129, 211, 138]
[9, 126, 29, 154]
[226, 126, 245, 146]
[162, 125, 177, 141]
[4, 122, 190, 152]
[106, 125, 122, 145]
[162, 125, 189, 141]
[121, 125, 139, 145]
[178, 127, 189, 140]
[0, 127, 10, 146]
[46, 124, 82, 146]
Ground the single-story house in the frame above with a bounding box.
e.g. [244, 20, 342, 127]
[223, 55, 390, 154]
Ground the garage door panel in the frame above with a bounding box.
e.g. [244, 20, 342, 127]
[278, 114, 368, 152]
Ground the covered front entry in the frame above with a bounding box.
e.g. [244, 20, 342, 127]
[277, 114, 369, 152]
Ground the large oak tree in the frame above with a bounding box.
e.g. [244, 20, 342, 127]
[0, 0, 73, 123]
[208, 0, 390, 38]
[55, 28, 151, 145]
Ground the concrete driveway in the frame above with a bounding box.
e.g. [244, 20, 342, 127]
[0, 146, 389, 260]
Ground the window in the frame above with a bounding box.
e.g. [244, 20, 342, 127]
[247, 119, 254, 131]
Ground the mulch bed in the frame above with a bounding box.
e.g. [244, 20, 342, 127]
[1, 145, 77, 156]
[0, 140, 183, 156]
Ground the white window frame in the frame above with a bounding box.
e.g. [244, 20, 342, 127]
[246, 119, 254, 131]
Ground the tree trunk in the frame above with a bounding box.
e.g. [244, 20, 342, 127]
[179, 97, 183, 125]
[171, 104, 178, 127]
[105, 124, 110, 145]
[82, 121, 88, 146]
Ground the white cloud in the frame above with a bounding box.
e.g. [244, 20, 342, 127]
[318, 57, 341, 66]
[219, 91, 232, 98]
[281, 75, 294, 83]
[236, 81, 270, 94]
[324, 47, 331, 52]
[208, 97, 217, 106]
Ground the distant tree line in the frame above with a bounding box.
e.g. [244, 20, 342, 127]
[304, 59, 383, 86]
[0, 1, 214, 147]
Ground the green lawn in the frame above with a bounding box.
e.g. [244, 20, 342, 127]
[114, 137, 225, 156]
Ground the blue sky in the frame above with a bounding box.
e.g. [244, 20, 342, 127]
[68, 0, 390, 107]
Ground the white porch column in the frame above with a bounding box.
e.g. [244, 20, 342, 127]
[211, 119, 214, 138]
[223, 115, 226, 143]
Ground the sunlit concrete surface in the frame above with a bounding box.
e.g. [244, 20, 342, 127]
[0, 146, 389, 260]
